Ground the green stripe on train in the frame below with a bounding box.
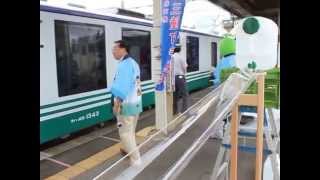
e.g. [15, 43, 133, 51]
[187, 76, 210, 91]
[40, 98, 110, 117]
[40, 92, 110, 109]
[40, 104, 113, 144]
[187, 74, 210, 81]
[139, 76, 210, 108]
[142, 82, 154, 86]
[142, 91, 155, 107]
[186, 70, 210, 77]
[40, 73, 209, 110]
[186, 71, 210, 79]
[140, 75, 210, 107]
[40, 92, 155, 144]
[40, 75, 208, 117]
[41, 83, 154, 110]
[40, 77, 210, 144]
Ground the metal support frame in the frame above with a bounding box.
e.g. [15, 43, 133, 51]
[211, 109, 280, 180]
[211, 73, 280, 180]
[210, 73, 266, 180]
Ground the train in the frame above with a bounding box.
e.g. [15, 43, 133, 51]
[40, 1, 222, 144]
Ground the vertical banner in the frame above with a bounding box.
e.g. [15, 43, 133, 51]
[155, 0, 186, 91]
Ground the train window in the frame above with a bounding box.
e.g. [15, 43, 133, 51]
[122, 28, 151, 81]
[55, 20, 107, 97]
[211, 42, 217, 67]
[186, 36, 199, 72]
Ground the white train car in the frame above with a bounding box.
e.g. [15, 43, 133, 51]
[40, 2, 221, 144]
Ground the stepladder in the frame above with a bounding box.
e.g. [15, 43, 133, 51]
[211, 73, 280, 180]
[210, 108, 280, 180]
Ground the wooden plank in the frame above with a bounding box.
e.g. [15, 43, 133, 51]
[238, 94, 258, 106]
[230, 104, 239, 180]
[255, 74, 265, 180]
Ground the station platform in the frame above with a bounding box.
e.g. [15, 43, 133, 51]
[40, 87, 277, 180]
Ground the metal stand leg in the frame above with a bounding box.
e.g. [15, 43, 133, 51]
[211, 115, 232, 180]
[264, 109, 280, 180]
[211, 146, 227, 180]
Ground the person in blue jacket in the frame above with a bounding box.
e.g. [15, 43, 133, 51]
[111, 40, 143, 166]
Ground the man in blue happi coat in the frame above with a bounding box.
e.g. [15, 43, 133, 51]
[111, 40, 142, 166]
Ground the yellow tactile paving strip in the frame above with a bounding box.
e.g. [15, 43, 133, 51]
[45, 126, 155, 180]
